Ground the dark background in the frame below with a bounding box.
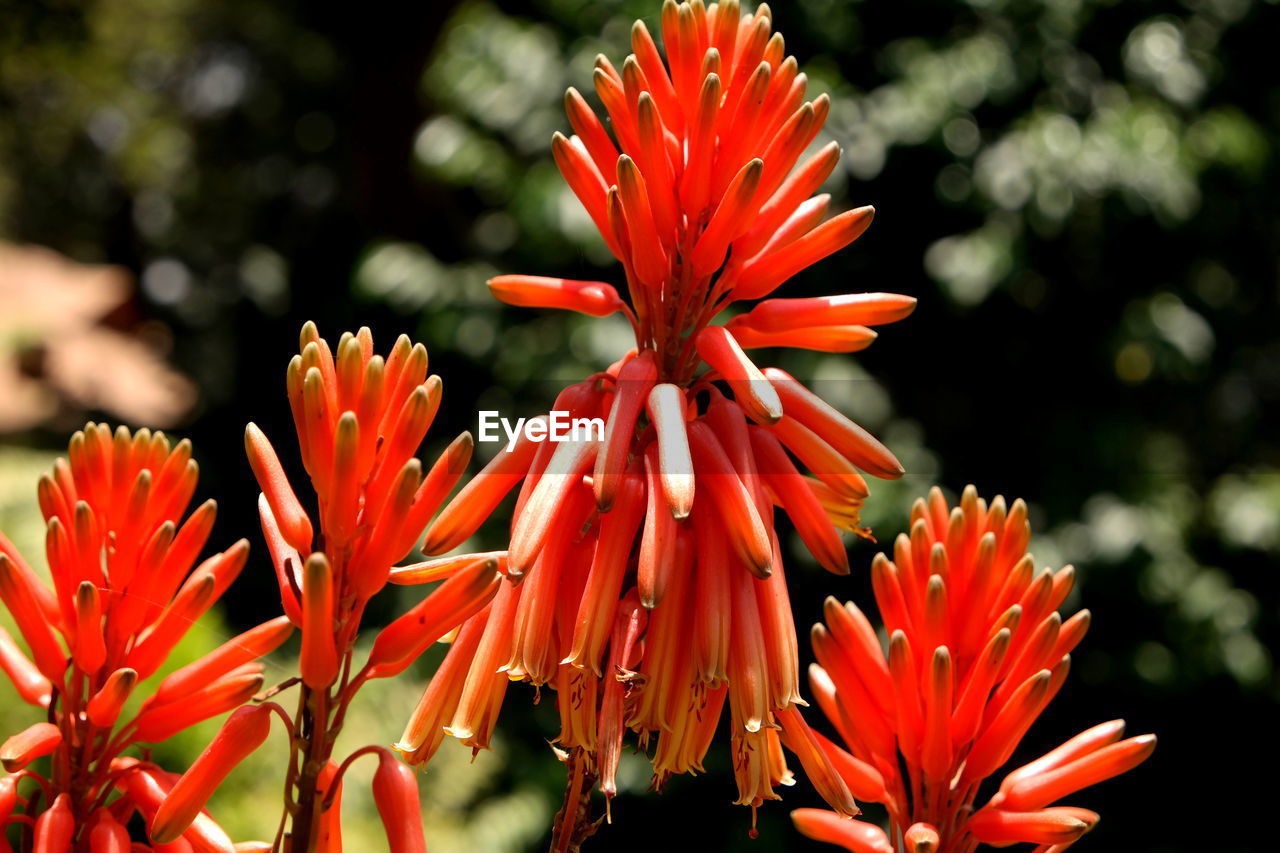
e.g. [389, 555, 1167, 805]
[1, 0, 1276, 850]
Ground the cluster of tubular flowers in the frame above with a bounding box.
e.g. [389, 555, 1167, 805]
[154, 324, 494, 853]
[393, 0, 915, 825]
[788, 487, 1156, 853]
[0, 423, 290, 852]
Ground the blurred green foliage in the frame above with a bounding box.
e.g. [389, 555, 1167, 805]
[1, 0, 1277, 851]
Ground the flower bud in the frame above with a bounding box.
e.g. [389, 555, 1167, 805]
[33, 793, 74, 853]
[372, 750, 427, 853]
[488, 275, 625, 317]
[738, 292, 916, 334]
[257, 494, 303, 625]
[637, 446, 678, 610]
[87, 668, 139, 728]
[687, 422, 771, 577]
[300, 554, 339, 689]
[764, 368, 903, 478]
[1, 721, 62, 772]
[315, 759, 343, 853]
[367, 557, 502, 678]
[904, 823, 939, 853]
[645, 384, 695, 521]
[113, 761, 235, 853]
[245, 423, 313, 552]
[89, 808, 132, 853]
[593, 351, 657, 511]
[152, 705, 273, 844]
[155, 616, 294, 705]
[135, 667, 264, 743]
[0, 625, 53, 707]
[0, 775, 17, 818]
[0, 554, 68, 682]
[694, 326, 782, 425]
[73, 580, 107, 673]
[998, 734, 1156, 812]
[790, 810, 893, 853]
[423, 422, 540, 555]
[126, 572, 218, 680]
[966, 807, 1090, 847]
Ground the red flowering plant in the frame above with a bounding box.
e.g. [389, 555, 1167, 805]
[0, 2, 1161, 851]
[149, 323, 498, 853]
[788, 487, 1155, 852]
[392, 0, 915, 839]
[0, 423, 289, 851]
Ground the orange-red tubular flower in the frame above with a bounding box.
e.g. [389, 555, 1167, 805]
[735, 292, 919, 333]
[694, 325, 783, 425]
[595, 350, 658, 511]
[792, 809, 893, 853]
[422, 424, 542, 555]
[0, 625, 52, 707]
[0, 553, 68, 682]
[258, 494, 303, 625]
[89, 808, 132, 853]
[489, 275, 627, 317]
[251, 323, 473, 606]
[134, 667, 266, 744]
[245, 423, 313, 552]
[212, 324, 486, 853]
[301, 554, 340, 690]
[729, 323, 880, 354]
[372, 749, 428, 853]
[315, 760, 344, 853]
[965, 808, 1092, 847]
[597, 592, 647, 802]
[788, 487, 1154, 852]
[0, 722, 62, 772]
[154, 616, 294, 704]
[366, 556, 503, 678]
[0, 774, 16, 818]
[152, 705, 274, 844]
[903, 823, 941, 853]
[34, 793, 74, 853]
[0, 424, 274, 848]
[86, 668, 139, 728]
[389, 550, 508, 584]
[396, 608, 490, 764]
[645, 383, 696, 522]
[405, 1, 916, 823]
[111, 759, 235, 853]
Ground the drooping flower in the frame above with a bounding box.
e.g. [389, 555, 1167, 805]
[397, 0, 914, 827]
[371, 747, 430, 853]
[788, 486, 1155, 852]
[158, 323, 498, 853]
[0, 423, 291, 849]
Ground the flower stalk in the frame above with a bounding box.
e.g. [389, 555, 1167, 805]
[155, 323, 495, 853]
